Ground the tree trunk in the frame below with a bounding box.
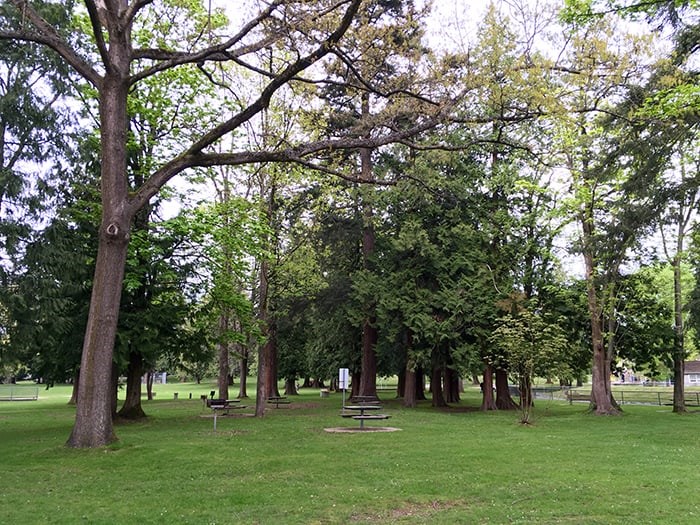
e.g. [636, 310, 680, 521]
[443, 367, 460, 403]
[519, 373, 533, 424]
[238, 353, 249, 399]
[495, 368, 518, 410]
[350, 370, 361, 398]
[284, 378, 298, 396]
[66, 51, 132, 447]
[672, 255, 686, 413]
[358, 94, 378, 401]
[415, 366, 426, 400]
[430, 364, 447, 407]
[265, 323, 280, 398]
[582, 214, 619, 415]
[397, 368, 405, 398]
[146, 370, 154, 401]
[480, 364, 497, 411]
[217, 314, 230, 401]
[403, 365, 417, 408]
[68, 370, 79, 406]
[118, 351, 146, 420]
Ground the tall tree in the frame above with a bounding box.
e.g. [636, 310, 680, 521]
[1, 0, 451, 447]
[551, 15, 663, 414]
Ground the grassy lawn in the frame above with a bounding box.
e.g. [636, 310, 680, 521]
[1, 382, 699, 524]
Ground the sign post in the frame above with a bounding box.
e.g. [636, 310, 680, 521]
[339, 368, 349, 412]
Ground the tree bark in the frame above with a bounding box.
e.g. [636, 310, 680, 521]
[68, 370, 79, 406]
[430, 364, 447, 407]
[480, 364, 497, 411]
[495, 368, 518, 410]
[358, 94, 378, 401]
[443, 367, 460, 403]
[672, 255, 687, 413]
[238, 352, 249, 399]
[217, 314, 230, 401]
[284, 378, 298, 396]
[66, 33, 133, 447]
[117, 351, 146, 419]
[415, 366, 426, 400]
[403, 365, 417, 408]
[581, 210, 619, 415]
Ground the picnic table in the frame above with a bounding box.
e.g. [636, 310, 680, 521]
[342, 404, 390, 429]
[207, 399, 247, 430]
[267, 396, 291, 408]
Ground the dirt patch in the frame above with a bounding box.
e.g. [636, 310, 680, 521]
[350, 499, 466, 522]
[323, 426, 401, 433]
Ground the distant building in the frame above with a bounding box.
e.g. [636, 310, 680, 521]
[684, 361, 700, 387]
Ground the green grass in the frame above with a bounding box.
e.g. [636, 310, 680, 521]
[1, 382, 700, 524]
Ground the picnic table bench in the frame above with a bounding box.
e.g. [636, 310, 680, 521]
[342, 404, 390, 429]
[566, 391, 591, 404]
[267, 396, 291, 408]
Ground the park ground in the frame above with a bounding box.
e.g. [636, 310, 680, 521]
[1, 381, 699, 524]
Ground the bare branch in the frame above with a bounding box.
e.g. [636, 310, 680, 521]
[124, 0, 154, 26]
[130, 0, 286, 84]
[128, 96, 452, 213]
[83, 0, 111, 71]
[1, 0, 102, 87]
[184, 0, 363, 155]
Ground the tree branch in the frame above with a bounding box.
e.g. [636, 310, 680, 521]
[129, 0, 286, 84]
[1, 0, 102, 87]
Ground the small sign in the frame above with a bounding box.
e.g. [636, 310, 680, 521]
[339, 368, 349, 389]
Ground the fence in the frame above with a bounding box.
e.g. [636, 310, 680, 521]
[0, 384, 39, 401]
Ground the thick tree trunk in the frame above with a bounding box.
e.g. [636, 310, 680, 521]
[582, 215, 619, 415]
[430, 365, 447, 407]
[117, 351, 146, 420]
[66, 46, 132, 447]
[443, 367, 460, 403]
[67, 230, 129, 448]
[351, 370, 361, 398]
[284, 378, 298, 396]
[495, 368, 518, 410]
[480, 364, 497, 411]
[397, 368, 405, 398]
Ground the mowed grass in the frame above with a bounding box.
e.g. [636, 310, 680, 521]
[1, 382, 700, 524]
